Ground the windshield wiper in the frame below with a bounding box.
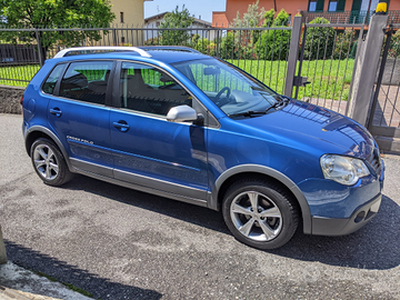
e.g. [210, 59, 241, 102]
[264, 96, 291, 113]
[228, 96, 291, 118]
[228, 110, 267, 118]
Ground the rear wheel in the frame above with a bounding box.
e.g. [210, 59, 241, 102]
[30, 138, 72, 186]
[222, 179, 299, 250]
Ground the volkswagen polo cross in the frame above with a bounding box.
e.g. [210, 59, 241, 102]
[22, 46, 384, 249]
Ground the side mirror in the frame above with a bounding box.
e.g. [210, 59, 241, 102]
[166, 105, 198, 123]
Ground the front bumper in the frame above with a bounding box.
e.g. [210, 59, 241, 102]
[299, 158, 384, 236]
[311, 193, 381, 236]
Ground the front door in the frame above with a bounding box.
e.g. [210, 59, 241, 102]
[110, 61, 208, 200]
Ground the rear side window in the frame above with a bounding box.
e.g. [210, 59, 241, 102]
[59, 61, 112, 104]
[42, 64, 65, 94]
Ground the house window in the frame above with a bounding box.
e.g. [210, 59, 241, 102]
[156, 21, 161, 27]
[308, 0, 324, 12]
[309, 1, 317, 11]
[120, 12, 124, 23]
[288, 14, 292, 25]
[329, 0, 345, 12]
[329, 1, 338, 11]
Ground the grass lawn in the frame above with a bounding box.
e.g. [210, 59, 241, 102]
[0, 64, 40, 87]
[230, 59, 355, 101]
[0, 59, 355, 101]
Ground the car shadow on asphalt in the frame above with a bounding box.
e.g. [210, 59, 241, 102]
[64, 175, 400, 271]
[272, 194, 400, 270]
[4, 240, 162, 300]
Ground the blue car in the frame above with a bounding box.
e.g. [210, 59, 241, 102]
[22, 46, 384, 249]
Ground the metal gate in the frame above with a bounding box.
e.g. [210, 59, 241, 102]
[290, 20, 365, 115]
[368, 25, 400, 152]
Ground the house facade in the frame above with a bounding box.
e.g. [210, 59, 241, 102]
[212, 0, 399, 26]
[144, 12, 213, 41]
[110, 0, 151, 26]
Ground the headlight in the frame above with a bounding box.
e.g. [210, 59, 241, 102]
[320, 155, 370, 186]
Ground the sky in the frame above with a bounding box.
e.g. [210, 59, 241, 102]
[144, 0, 226, 22]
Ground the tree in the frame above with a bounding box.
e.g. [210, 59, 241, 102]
[231, 0, 265, 28]
[230, 0, 266, 55]
[158, 5, 194, 46]
[0, 0, 115, 64]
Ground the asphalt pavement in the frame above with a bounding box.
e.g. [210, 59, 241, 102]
[0, 113, 399, 300]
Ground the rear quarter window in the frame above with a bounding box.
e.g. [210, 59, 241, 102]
[42, 64, 65, 94]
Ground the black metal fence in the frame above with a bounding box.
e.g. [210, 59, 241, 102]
[0, 21, 386, 113]
[293, 22, 365, 115]
[0, 25, 293, 95]
[301, 10, 400, 24]
[368, 24, 400, 151]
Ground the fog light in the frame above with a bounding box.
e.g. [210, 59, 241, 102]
[354, 211, 365, 223]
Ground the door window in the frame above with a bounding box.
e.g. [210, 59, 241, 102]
[120, 62, 192, 116]
[59, 61, 112, 104]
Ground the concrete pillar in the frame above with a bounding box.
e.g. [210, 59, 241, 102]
[348, 14, 388, 127]
[285, 16, 303, 98]
[0, 225, 7, 264]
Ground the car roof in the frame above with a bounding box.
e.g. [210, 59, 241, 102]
[51, 47, 211, 65]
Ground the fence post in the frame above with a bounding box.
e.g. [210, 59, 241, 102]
[216, 28, 220, 58]
[0, 225, 7, 264]
[347, 13, 388, 126]
[284, 16, 302, 98]
[35, 29, 44, 66]
[113, 26, 118, 46]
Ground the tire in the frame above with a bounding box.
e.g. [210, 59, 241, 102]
[30, 138, 73, 186]
[222, 178, 299, 250]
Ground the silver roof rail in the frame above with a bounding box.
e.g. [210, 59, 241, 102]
[53, 46, 152, 58]
[139, 46, 201, 54]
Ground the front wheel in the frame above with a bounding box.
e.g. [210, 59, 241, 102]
[222, 179, 299, 250]
[30, 138, 73, 186]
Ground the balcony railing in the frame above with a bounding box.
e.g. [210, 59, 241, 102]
[301, 10, 400, 24]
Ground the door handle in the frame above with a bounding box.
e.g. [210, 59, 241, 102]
[113, 121, 130, 132]
[50, 108, 62, 117]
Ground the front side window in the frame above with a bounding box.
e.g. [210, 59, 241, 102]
[59, 61, 112, 104]
[120, 62, 191, 116]
[172, 58, 280, 116]
[42, 64, 65, 94]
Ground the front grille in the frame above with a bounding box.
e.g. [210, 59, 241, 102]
[366, 146, 382, 175]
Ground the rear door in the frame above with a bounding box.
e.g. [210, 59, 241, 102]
[47, 60, 114, 177]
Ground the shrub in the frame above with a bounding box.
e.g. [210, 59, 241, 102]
[389, 30, 400, 58]
[255, 9, 291, 60]
[303, 18, 336, 60]
[333, 29, 357, 59]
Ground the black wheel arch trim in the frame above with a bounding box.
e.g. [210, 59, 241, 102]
[25, 126, 73, 171]
[209, 164, 312, 234]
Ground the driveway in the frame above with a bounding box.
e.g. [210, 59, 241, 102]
[0, 113, 399, 299]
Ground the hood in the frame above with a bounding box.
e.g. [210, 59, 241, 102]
[237, 100, 375, 160]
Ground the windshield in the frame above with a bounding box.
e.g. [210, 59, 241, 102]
[172, 58, 281, 116]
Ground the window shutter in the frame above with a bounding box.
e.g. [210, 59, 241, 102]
[316, 0, 325, 12]
[337, 0, 346, 11]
